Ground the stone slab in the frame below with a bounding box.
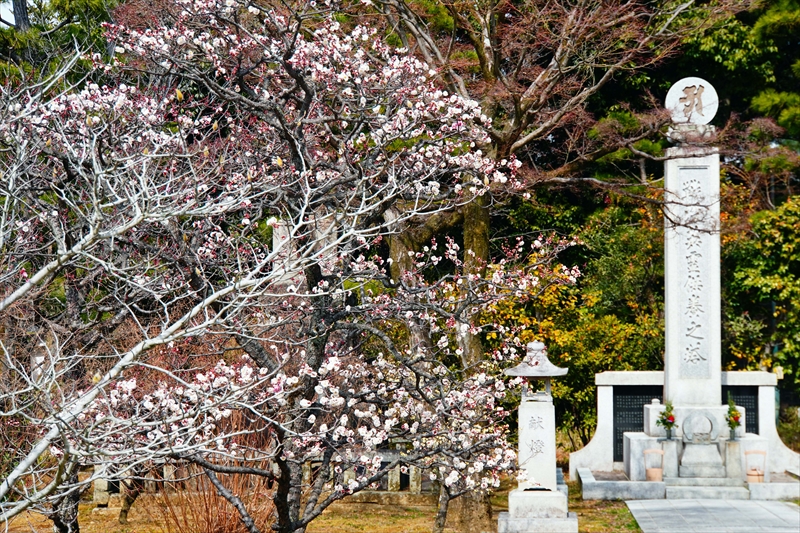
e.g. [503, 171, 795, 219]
[627, 499, 800, 532]
[578, 468, 666, 501]
[748, 482, 800, 501]
[666, 486, 750, 499]
[681, 443, 724, 467]
[508, 489, 568, 518]
[568, 385, 614, 479]
[595, 371, 665, 386]
[664, 477, 743, 487]
[723, 372, 777, 386]
[593, 371, 778, 387]
[756, 386, 800, 475]
[680, 465, 727, 478]
[663, 439, 680, 478]
[726, 441, 744, 480]
[497, 511, 578, 533]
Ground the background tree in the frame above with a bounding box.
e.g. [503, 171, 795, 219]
[363, 0, 741, 365]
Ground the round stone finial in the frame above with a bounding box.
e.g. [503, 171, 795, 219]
[665, 77, 718, 125]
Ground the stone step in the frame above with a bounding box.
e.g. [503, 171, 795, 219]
[666, 486, 750, 500]
[664, 477, 745, 487]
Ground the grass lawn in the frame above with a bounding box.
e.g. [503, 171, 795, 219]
[567, 481, 642, 532]
[7, 481, 642, 533]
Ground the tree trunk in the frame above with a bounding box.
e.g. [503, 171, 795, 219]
[51, 466, 80, 533]
[118, 473, 144, 525]
[457, 194, 490, 367]
[12, 0, 31, 31]
[432, 482, 451, 533]
[446, 491, 495, 533]
[384, 207, 465, 283]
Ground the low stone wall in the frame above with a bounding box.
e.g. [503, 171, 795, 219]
[577, 468, 665, 500]
[569, 371, 797, 479]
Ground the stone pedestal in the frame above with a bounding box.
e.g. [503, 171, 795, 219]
[498, 512, 579, 533]
[725, 441, 744, 480]
[624, 433, 661, 481]
[740, 434, 771, 483]
[663, 439, 680, 479]
[508, 490, 568, 518]
[518, 395, 558, 490]
[680, 443, 725, 478]
[499, 491, 577, 533]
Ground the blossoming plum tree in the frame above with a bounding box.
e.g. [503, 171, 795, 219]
[0, 1, 575, 532]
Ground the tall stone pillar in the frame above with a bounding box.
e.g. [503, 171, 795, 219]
[663, 147, 721, 407]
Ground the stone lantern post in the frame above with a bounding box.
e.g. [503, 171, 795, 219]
[498, 341, 578, 533]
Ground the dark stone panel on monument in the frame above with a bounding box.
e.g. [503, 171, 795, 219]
[613, 386, 663, 462]
[722, 385, 759, 435]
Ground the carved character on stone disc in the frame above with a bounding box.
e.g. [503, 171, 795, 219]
[680, 85, 706, 119]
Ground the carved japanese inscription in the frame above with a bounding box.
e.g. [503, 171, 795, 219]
[528, 416, 544, 430]
[677, 168, 714, 378]
[527, 439, 545, 457]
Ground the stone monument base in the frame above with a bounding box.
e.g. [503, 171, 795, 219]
[680, 442, 726, 478]
[498, 490, 578, 533]
[497, 511, 578, 533]
[508, 489, 568, 518]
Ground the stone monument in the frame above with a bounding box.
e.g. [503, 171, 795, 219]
[663, 77, 722, 409]
[624, 77, 772, 493]
[568, 78, 799, 500]
[498, 341, 578, 533]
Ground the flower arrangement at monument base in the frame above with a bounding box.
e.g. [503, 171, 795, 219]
[656, 401, 678, 440]
[726, 393, 742, 441]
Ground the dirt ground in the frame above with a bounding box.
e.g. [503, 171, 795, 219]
[6, 481, 641, 533]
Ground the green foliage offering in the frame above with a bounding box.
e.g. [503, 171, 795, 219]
[726, 391, 742, 432]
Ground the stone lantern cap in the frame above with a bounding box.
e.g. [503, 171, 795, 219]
[504, 341, 568, 378]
